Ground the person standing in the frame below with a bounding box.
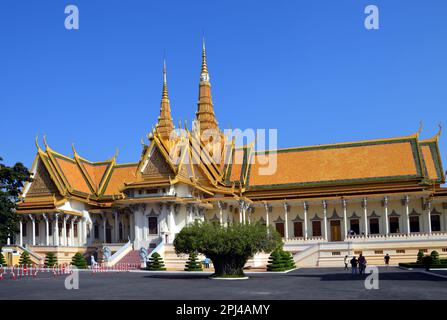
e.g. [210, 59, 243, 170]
[350, 256, 358, 275]
[358, 254, 367, 275]
[384, 254, 390, 267]
[344, 255, 349, 270]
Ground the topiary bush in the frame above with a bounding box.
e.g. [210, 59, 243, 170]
[184, 251, 203, 271]
[422, 255, 433, 271]
[71, 252, 87, 269]
[0, 252, 6, 265]
[266, 250, 285, 271]
[146, 252, 166, 271]
[19, 251, 32, 265]
[430, 251, 440, 264]
[45, 252, 58, 267]
[280, 250, 296, 270]
[417, 250, 424, 263]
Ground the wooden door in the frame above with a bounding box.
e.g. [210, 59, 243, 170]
[330, 220, 341, 241]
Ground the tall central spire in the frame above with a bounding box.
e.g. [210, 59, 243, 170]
[156, 59, 174, 140]
[196, 38, 219, 134]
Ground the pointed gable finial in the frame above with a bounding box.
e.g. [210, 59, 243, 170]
[71, 143, 78, 156]
[35, 135, 40, 150]
[417, 121, 423, 136]
[201, 36, 209, 80]
[436, 123, 443, 138]
[43, 135, 48, 149]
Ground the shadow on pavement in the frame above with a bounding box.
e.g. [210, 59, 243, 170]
[289, 271, 447, 282]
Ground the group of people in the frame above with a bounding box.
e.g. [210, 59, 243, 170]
[343, 253, 390, 275]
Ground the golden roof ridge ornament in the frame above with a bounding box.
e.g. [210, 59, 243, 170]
[200, 37, 209, 81]
[155, 58, 175, 140]
[417, 121, 423, 137]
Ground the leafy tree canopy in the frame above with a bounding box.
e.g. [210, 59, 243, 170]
[174, 221, 282, 277]
[0, 157, 32, 245]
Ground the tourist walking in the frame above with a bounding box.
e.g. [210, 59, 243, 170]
[358, 254, 367, 275]
[350, 256, 358, 274]
[204, 257, 210, 269]
[344, 255, 349, 270]
[384, 254, 390, 267]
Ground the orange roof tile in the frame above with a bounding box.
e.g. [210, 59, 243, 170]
[249, 140, 420, 187]
[421, 145, 439, 180]
[54, 156, 92, 193]
[81, 161, 110, 189]
[103, 164, 137, 195]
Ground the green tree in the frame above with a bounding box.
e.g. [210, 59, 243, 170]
[0, 252, 6, 265]
[19, 251, 32, 265]
[184, 251, 203, 271]
[146, 252, 166, 271]
[45, 252, 58, 267]
[430, 250, 440, 264]
[417, 250, 424, 263]
[0, 157, 32, 244]
[174, 221, 282, 277]
[71, 252, 87, 269]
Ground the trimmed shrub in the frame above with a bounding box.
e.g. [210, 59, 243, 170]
[0, 252, 6, 265]
[267, 250, 288, 271]
[417, 250, 424, 263]
[184, 252, 203, 271]
[45, 252, 58, 267]
[146, 252, 166, 271]
[430, 251, 440, 264]
[422, 255, 433, 271]
[19, 251, 32, 265]
[280, 250, 296, 270]
[71, 252, 87, 269]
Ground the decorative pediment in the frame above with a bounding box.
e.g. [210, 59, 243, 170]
[142, 147, 174, 176]
[292, 214, 303, 222]
[410, 209, 420, 216]
[389, 209, 400, 217]
[310, 214, 322, 221]
[273, 216, 284, 223]
[209, 214, 219, 222]
[431, 208, 442, 215]
[27, 160, 58, 196]
[349, 212, 360, 219]
[328, 209, 341, 220]
[369, 210, 380, 218]
[258, 216, 266, 224]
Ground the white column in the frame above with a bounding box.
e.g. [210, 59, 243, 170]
[70, 218, 75, 246]
[103, 214, 107, 243]
[404, 195, 410, 234]
[7, 235, 11, 245]
[303, 202, 308, 240]
[82, 217, 87, 246]
[238, 200, 244, 223]
[54, 213, 59, 246]
[322, 200, 328, 241]
[383, 196, 389, 235]
[19, 219, 23, 246]
[62, 215, 67, 246]
[29, 215, 36, 246]
[362, 198, 368, 237]
[114, 211, 119, 242]
[427, 199, 432, 235]
[43, 214, 49, 246]
[342, 199, 348, 238]
[283, 202, 289, 239]
[264, 203, 270, 234]
[218, 201, 223, 225]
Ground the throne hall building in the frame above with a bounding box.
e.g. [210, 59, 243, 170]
[9, 41, 447, 268]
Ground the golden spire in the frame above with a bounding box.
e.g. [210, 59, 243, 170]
[201, 37, 209, 80]
[196, 37, 219, 134]
[156, 58, 174, 140]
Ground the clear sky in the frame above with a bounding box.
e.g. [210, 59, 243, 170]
[0, 0, 446, 175]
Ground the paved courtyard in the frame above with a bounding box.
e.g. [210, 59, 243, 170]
[0, 267, 446, 300]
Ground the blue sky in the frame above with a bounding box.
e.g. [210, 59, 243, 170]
[0, 0, 446, 173]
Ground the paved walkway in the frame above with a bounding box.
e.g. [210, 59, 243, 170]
[0, 267, 445, 300]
